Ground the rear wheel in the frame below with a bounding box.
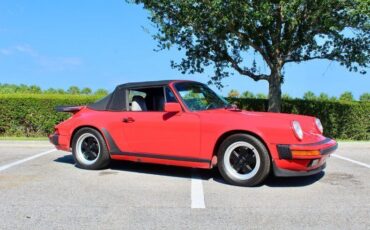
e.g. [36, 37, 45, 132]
[72, 128, 110, 170]
[218, 134, 270, 186]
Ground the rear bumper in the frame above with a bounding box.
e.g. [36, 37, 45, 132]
[49, 134, 59, 146]
[49, 133, 70, 151]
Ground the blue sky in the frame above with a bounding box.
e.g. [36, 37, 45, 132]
[0, 0, 369, 98]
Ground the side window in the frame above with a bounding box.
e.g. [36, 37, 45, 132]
[165, 87, 178, 103]
[128, 87, 165, 112]
[128, 90, 147, 111]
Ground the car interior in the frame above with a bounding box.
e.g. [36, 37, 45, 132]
[129, 87, 167, 111]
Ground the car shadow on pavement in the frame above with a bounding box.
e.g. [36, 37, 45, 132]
[54, 155, 325, 187]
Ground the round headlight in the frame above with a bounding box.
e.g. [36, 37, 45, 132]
[292, 120, 303, 140]
[315, 118, 323, 134]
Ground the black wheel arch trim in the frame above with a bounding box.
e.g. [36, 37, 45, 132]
[101, 128, 210, 163]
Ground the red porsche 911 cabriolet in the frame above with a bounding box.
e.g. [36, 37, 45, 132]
[49, 80, 337, 186]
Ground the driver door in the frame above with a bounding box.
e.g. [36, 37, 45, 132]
[121, 86, 201, 158]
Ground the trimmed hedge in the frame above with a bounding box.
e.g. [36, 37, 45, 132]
[0, 94, 99, 137]
[0, 94, 369, 140]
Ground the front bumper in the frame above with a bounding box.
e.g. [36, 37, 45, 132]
[277, 138, 338, 160]
[272, 138, 337, 177]
[273, 162, 326, 177]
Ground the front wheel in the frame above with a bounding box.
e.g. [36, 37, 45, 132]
[72, 128, 110, 170]
[218, 134, 271, 186]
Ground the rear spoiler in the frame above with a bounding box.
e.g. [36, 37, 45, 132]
[55, 106, 84, 114]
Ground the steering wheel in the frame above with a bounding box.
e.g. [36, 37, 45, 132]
[205, 103, 215, 110]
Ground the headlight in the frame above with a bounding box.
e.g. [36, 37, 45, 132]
[292, 120, 303, 140]
[315, 118, 323, 134]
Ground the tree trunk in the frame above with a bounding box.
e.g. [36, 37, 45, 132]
[267, 68, 282, 112]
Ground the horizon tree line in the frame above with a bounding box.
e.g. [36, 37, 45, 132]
[228, 89, 370, 102]
[0, 83, 369, 102]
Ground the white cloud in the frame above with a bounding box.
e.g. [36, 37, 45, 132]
[0, 48, 12, 55]
[0, 44, 83, 71]
[14, 44, 38, 57]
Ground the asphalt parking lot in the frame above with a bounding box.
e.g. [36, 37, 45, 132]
[0, 141, 369, 229]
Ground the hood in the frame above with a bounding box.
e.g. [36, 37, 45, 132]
[200, 108, 322, 144]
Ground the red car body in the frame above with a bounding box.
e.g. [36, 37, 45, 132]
[50, 80, 337, 181]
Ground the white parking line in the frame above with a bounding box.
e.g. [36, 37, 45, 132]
[191, 170, 205, 209]
[332, 154, 370, 169]
[0, 149, 56, 172]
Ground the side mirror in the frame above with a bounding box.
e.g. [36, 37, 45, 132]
[164, 102, 182, 113]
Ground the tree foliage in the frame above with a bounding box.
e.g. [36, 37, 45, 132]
[131, 0, 370, 112]
[241, 91, 254, 98]
[360, 92, 370, 101]
[303, 91, 316, 100]
[67, 86, 80, 95]
[81, 87, 93, 95]
[94, 88, 109, 96]
[0, 83, 108, 96]
[228, 89, 240, 98]
[339, 91, 355, 101]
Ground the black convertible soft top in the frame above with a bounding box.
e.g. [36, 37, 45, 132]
[88, 80, 179, 111]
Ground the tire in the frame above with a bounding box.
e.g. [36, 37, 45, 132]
[217, 134, 271, 186]
[72, 127, 110, 170]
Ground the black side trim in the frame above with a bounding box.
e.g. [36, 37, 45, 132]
[273, 162, 326, 177]
[321, 143, 338, 155]
[111, 151, 210, 163]
[102, 128, 210, 164]
[277, 145, 292, 160]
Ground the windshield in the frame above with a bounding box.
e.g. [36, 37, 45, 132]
[174, 82, 229, 111]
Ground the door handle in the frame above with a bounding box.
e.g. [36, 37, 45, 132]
[122, 117, 135, 123]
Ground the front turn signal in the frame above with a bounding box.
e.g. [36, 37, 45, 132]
[292, 150, 321, 157]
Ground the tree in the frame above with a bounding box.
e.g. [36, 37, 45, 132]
[131, 0, 369, 112]
[303, 91, 316, 100]
[81, 87, 92, 95]
[67, 86, 80, 94]
[318, 93, 330, 101]
[44, 88, 57, 94]
[282, 93, 292, 100]
[228, 89, 240, 98]
[359, 92, 370, 101]
[94, 88, 109, 96]
[56, 88, 66, 94]
[17, 84, 29, 93]
[28, 85, 42, 94]
[241, 91, 254, 98]
[256, 93, 267, 99]
[330, 96, 338, 101]
[339, 91, 354, 101]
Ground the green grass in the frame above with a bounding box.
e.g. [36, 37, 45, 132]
[336, 139, 370, 142]
[0, 136, 49, 141]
